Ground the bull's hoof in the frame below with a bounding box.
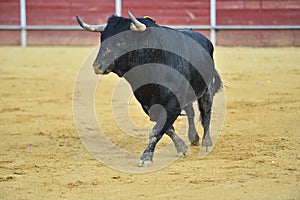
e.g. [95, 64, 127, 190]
[172, 135, 189, 154]
[178, 149, 191, 158]
[201, 146, 213, 153]
[175, 141, 189, 155]
[190, 138, 200, 146]
[188, 131, 200, 146]
[201, 137, 213, 152]
[201, 137, 213, 147]
[138, 152, 153, 167]
[191, 141, 200, 146]
[138, 159, 152, 167]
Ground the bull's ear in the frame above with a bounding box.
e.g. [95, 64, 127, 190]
[143, 16, 156, 23]
[76, 15, 106, 32]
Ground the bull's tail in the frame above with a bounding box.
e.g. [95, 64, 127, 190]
[213, 69, 223, 95]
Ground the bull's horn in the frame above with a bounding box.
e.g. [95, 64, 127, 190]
[128, 11, 146, 31]
[76, 15, 106, 32]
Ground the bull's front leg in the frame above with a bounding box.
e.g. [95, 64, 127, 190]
[138, 122, 165, 167]
[166, 126, 190, 158]
[138, 101, 181, 167]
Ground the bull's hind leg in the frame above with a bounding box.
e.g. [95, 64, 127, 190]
[166, 126, 190, 158]
[198, 90, 213, 150]
[184, 104, 200, 146]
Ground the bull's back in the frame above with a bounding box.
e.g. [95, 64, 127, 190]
[178, 29, 214, 59]
[177, 29, 222, 95]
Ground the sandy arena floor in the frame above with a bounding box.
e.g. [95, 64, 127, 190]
[0, 46, 299, 199]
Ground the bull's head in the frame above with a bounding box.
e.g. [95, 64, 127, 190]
[76, 11, 155, 75]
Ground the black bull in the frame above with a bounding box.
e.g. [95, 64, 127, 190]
[76, 12, 222, 167]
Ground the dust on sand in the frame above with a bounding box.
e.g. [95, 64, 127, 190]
[0, 47, 299, 199]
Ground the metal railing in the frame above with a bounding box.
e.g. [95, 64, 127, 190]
[0, 0, 299, 47]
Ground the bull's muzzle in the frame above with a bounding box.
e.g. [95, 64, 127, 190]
[93, 62, 111, 75]
[92, 62, 103, 74]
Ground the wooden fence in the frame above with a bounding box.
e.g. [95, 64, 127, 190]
[0, 0, 299, 46]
